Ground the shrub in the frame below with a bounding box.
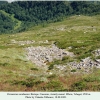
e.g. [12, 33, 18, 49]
[96, 56, 100, 59]
[2, 56, 10, 58]
[48, 64, 54, 70]
[15, 58, 23, 62]
[62, 56, 74, 63]
[30, 67, 38, 71]
[84, 77, 100, 82]
[0, 63, 10, 67]
[71, 69, 76, 72]
[71, 81, 86, 91]
[12, 78, 42, 87]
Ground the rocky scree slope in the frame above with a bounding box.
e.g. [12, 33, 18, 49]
[25, 43, 100, 74]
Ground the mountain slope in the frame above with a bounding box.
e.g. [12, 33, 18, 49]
[0, 15, 100, 91]
[0, 1, 100, 33]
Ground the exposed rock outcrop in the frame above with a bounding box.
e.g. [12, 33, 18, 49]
[25, 44, 74, 67]
[25, 44, 100, 73]
[67, 57, 100, 73]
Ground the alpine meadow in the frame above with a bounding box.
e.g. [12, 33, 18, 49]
[0, 1, 100, 91]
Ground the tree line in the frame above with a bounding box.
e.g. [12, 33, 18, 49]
[0, 1, 100, 34]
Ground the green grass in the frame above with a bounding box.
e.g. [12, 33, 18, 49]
[69, 67, 100, 91]
[0, 15, 100, 91]
[11, 14, 22, 30]
[48, 56, 74, 70]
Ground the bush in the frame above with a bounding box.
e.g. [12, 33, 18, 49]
[71, 81, 86, 91]
[84, 77, 100, 82]
[0, 63, 10, 67]
[96, 56, 100, 59]
[30, 67, 38, 71]
[71, 69, 76, 72]
[12, 78, 42, 87]
[48, 64, 54, 70]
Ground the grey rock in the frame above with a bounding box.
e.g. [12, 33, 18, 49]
[25, 44, 74, 67]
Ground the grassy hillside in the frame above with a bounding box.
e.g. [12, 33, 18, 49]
[0, 1, 100, 33]
[0, 15, 100, 91]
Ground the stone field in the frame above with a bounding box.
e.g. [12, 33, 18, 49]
[25, 44, 100, 73]
[25, 44, 74, 67]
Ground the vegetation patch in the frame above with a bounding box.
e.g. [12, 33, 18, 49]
[71, 81, 86, 91]
[46, 81, 63, 91]
[30, 67, 38, 71]
[0, 62, 10, 67]
[12, 78, 43, 87]
[71, 69, 77, 72]
[0, 1, 100, 91]
[84, 77, 100, 82]
[48, 64, 54, 70]
[47, 74, 57, 79]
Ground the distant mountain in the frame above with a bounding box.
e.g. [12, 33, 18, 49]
[0, 1, 100, 34]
